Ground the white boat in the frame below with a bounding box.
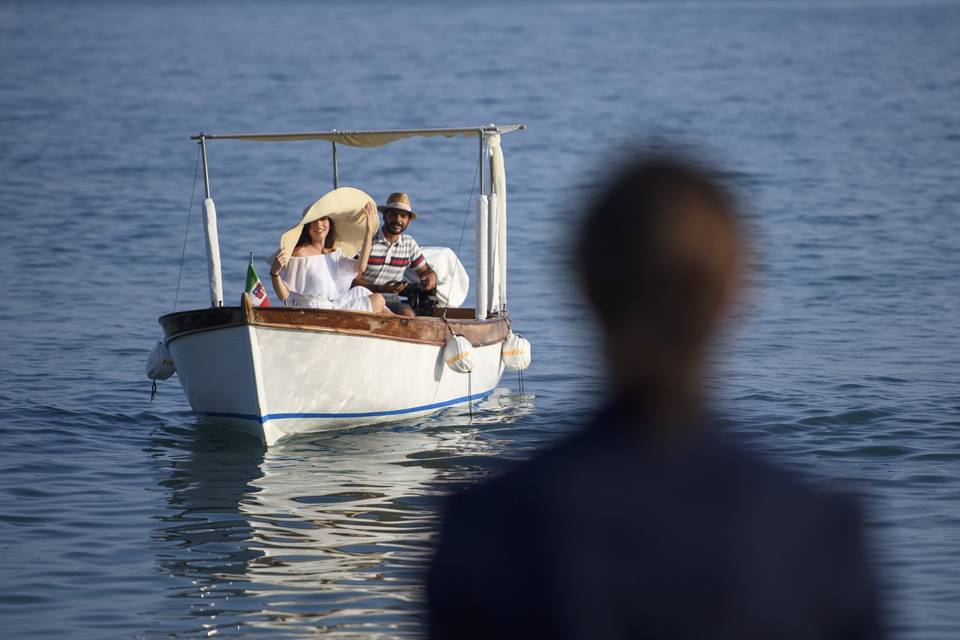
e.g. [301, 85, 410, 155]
[152, 125, 530, 446]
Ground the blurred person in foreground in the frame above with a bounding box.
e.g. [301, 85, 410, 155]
[427, 155, 884, 639]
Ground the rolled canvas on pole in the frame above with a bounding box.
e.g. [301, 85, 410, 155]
[488, 134, 508, 310]
[202, 198, 223, 307]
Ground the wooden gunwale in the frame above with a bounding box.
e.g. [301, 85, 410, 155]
[159, 306, 509, 348]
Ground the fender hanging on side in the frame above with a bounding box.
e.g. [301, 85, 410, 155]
[146, 340, 176, 380]
[443, 334, 475, 374]
[501, 331, 531, 371]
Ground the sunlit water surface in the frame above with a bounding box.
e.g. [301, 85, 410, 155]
[1, 1, 959, 638]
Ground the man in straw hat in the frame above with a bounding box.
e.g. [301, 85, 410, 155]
[354, 192, 438, 317]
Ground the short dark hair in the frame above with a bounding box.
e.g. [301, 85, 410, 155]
[296, 216, 337, 250]
[578, 155, 742, 356]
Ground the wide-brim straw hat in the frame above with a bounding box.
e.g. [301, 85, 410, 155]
[377, 192, 418, 220]
[279, 187, 378, 260]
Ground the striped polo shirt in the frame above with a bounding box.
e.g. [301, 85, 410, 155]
[361, 230, 427, 285]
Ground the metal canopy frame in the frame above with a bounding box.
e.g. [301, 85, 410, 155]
[192, 124, 525, 195]
[190, 125, 524, 144]
[191, 125, 525, 317]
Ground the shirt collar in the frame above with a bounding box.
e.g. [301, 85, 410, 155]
[375, 229, 403, 246]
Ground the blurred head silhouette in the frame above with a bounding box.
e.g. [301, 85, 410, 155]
[578, 154, 744, 413]
[429, 151, 884, 640]
[428, 153, 884, 640]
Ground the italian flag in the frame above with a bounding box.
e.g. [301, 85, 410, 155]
[245, 254, 271, 307]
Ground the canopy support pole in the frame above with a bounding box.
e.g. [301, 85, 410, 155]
[200, 134, 211, 198]
[332, 141, 339, 189]
[478, 135, 484, 196]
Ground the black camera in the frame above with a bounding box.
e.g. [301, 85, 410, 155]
[402, 284, 439, 316]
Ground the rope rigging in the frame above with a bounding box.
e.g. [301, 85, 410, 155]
[441, 152, 481, 325]
[173, 146, 202, 312]
[153, 145, 202, 402]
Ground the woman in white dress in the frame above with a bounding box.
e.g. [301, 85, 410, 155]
[268, 202, 389, 313]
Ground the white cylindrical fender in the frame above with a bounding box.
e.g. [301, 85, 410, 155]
[146, 340, 176, 380]
[501, 332, 531, 371]
[474, 195, 489, 320]
[443, 334, 475, 374]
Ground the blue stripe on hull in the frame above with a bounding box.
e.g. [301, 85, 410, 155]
[197, 388, 496, 425]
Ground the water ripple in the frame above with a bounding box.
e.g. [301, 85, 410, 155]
[2, 1, 960, 638]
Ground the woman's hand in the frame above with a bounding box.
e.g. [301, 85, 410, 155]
[363, 201, 377, 234]
[356, 204, 377, 275]
[271, 250, 289, 275]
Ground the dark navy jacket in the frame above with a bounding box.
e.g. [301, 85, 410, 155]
[428, 400, 883, 639]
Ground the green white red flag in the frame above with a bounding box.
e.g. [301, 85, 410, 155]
[245, 255, 271, 307]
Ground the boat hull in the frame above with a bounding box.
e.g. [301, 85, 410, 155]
[161, 305, 508, 445]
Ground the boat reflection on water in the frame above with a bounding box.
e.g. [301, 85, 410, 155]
[150, 388, 534, 637]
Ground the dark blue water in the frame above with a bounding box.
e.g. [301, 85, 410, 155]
[2, 1, 959, 637]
